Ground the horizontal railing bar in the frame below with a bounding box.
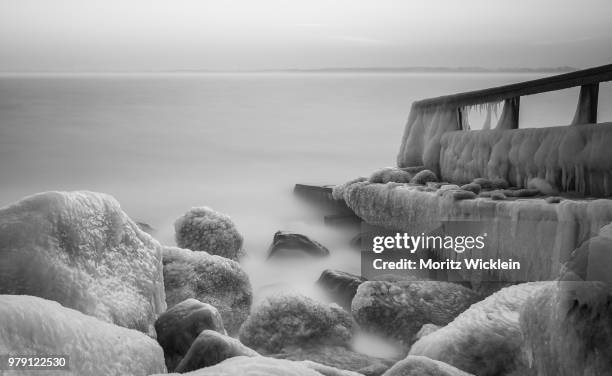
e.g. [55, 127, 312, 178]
[414, 64, 612, 109]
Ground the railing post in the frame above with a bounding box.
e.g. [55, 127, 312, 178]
[572, 83, 599, 125]
[495, 97, 520, 130]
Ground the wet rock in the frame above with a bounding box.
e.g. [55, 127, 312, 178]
[409, 282, 550, 376]
[163, 246, 252, 336]
[155, 298, 226, 371]
[267, 231, 330, 259]
[443, 189, 477, 201]
[0, 191, 165, 333]
[490, 178, 509, 190]
[545, 196, 562, 204]
[175, 330, 259, 373]
[410, 170, 438, 185]
[239, 294, 354, 354]
[352, 281, 480, 346]
[175, 206, 244, 260]
[317, 269, 367, 309]
[0, 295, 166, 376]
[155, 356, 325, 376]
[273, 345, 394, 376]
[382, 356, 473, 376]
[520, 282, 612, 376]
[460, 183, 481, 194]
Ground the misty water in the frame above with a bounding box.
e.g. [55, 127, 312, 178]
[1, 72, 611, 318]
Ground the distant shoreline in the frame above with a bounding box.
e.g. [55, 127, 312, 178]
[0, 66, 577, 75]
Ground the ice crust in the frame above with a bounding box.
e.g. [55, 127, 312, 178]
[0, 295, 166, 376]
[0, 191, 166, 333]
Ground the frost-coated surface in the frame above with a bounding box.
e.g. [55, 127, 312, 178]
[334, 180, 612, 282]
[0, 295, 166, 376]
[382, 356, 474, 376]
[162, 246, 252, 335]
[175, 206, 244, 260]
[239, 293, 354, 354]
[397, 101, 612, 197]
[0, 191, 166, 333]
[409, 282, 550, 376]
[154, 356, 324, 376]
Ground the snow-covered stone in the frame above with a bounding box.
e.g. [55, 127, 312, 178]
[352, 281, 480, 346]
[409, 282, 550, 376]
[239, 294, 354, 354]
[0, 191, 165, 333]
[154, 356, 324, 376]
[382, 356, 474, 376]
[175, 206, 244, 260]
[162, 246, 252, 335]
[0, 295, 166, 376]
[520, 282, 612, 376]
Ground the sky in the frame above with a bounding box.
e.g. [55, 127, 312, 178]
[0, 0, 610, 72]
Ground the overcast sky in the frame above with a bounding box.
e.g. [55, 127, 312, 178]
[0, 0, 610, 72]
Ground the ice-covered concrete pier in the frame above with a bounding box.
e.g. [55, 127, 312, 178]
[335, 64, 612, 284]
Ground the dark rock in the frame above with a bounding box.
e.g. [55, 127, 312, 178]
[175, 330, 259, 373]
[317, 269, 367, 309]
[239, 293, 353, 354]
[155, 298, 226, 371]
[267, 231, 330, 259]
[382, 356, 473, 376]
[351, 281, 481, 346]
[162, 246, 252, 336]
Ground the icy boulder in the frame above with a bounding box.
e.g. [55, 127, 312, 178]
[382, 356, 474, 376]
[155, 298, 226, 371]
[162, 246, 252, 335]
[409, 282, 550, 376]
[352, 281, 481, 346]
[239, 294, 354, 354]
[520, 282, 612, 376]
[316, 269, 367, 309]
[0, 191, 165, 333]
[156, 356, 325, 376]
[0, 295, 166, 376]
[175, 206, 244, 260]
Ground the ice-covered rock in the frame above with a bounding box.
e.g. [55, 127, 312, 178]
[351, 281, 480, 346]
[413, 324, 441, 343]
[175, 206, 244, 260]
[0, 295, 166, 376]
[162, 246, 252, 335]
[155, 298, 226, 371]
[369, 167, 413, 184]
[409, 282, 550, 376]
[382, 356, 474, 376]
[520, 282, 612, 376]
[272, 345, 394, 376]
[175, 330, 259, 373]
[527, 177, 559, 196]
[560, 223, 612, 286]
[298, 360, 366, 376]
[0, 191, 165, 333]
[316, 269, 367, 309]
[156, 356, 325, 376]
[239, 294, 354, 354]
[267, 231, 330, 259]
[410, 170, 438, 185]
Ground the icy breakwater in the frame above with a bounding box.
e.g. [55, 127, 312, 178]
[334, 177, 612, 283]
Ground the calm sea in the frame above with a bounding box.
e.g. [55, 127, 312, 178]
[1, 72, 610, 310]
